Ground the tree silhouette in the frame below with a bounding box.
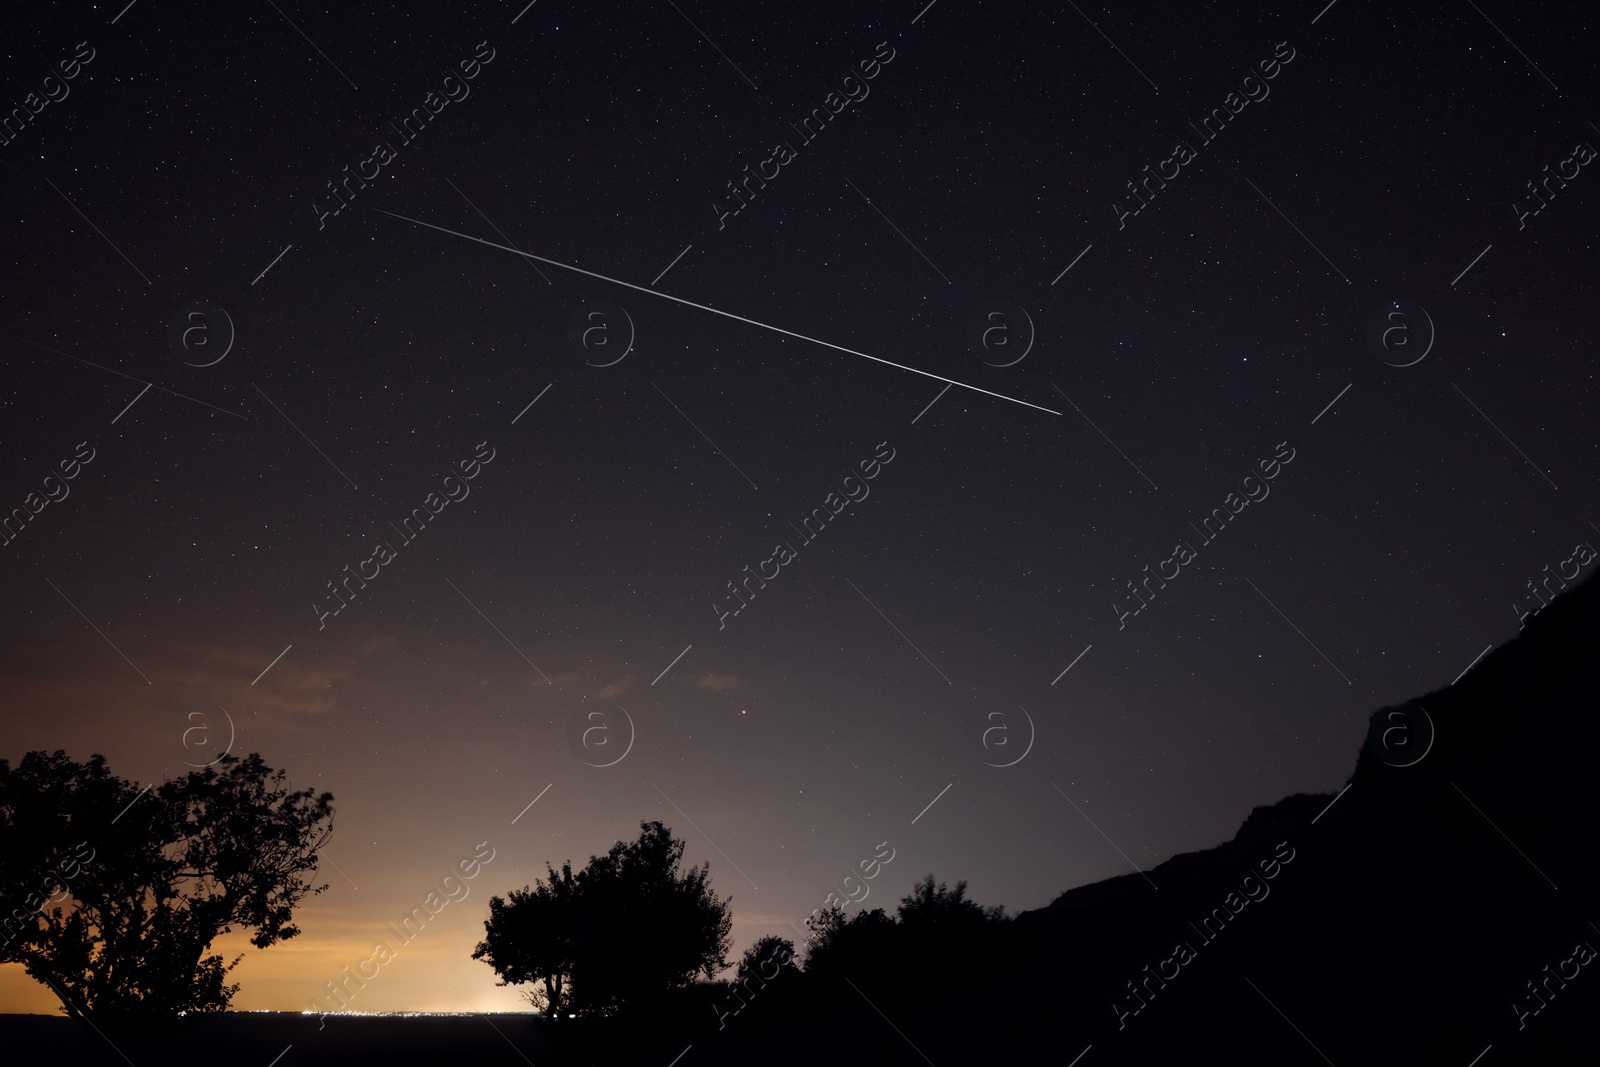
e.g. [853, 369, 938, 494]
[800, 876, 1009, 1003]
[737, 934, 798, 984]
[472, 860, 580, 1018]
[710, 934, 799, 1027]
[0, 750, 333, 1022]
[475, 821, 732, 1018]
[893, 875, 1008, 1009]
[896, 874, 1005, 926]
[800, 904, 894, 980]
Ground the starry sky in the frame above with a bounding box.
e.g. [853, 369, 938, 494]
[2, 0, 1597, 1014]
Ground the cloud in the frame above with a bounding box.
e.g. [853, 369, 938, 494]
[0, 631, 370, 768]
[363, 635, 399, 655]
[598, 674, 633, 699]
[697, 673, 742, 693]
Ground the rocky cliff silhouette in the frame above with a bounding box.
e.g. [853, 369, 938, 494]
[953, 569, 1600, 1065]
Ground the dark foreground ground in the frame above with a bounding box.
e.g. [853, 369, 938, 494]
[0, 1013, 556, 1066]
[6, 577, 1600, 1066]
[0, 1010, 975, 1067]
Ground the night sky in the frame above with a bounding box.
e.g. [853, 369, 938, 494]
[2, 0, 1597, 1014]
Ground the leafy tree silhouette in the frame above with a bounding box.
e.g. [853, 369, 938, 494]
[896, 874, 1006, 927]
[473, 860, 580, 1018]
[475, 820, 732, 1019]
[799, 875, 1009, 1016]
[886, 875, 1009, 1014]
[800, 904, 895, 981]
[0, 750, 333, 1023]
[737, 934, 799, 987]
[708, 934, 799, 1028]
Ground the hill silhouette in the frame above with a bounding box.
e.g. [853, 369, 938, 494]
[688, 570, 1600, 1066]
